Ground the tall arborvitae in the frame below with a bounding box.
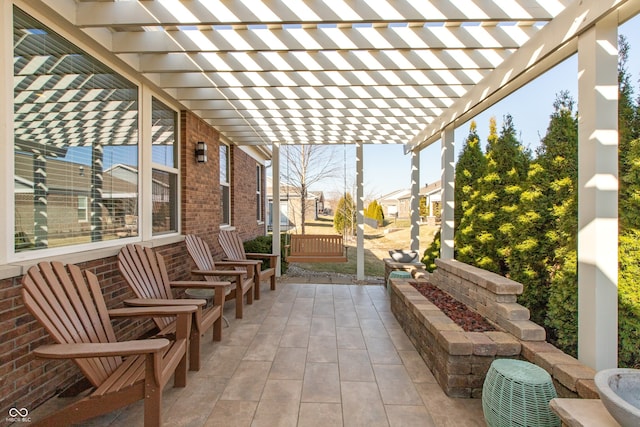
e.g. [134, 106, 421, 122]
[512, 92, 578, 335]
[454, 121, 487, 265]
[617, 35, 640, 367]
[472, 115, 530, 275]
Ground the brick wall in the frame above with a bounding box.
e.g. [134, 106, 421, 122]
[0, 111, 268, 424]
[231, 146, 264, 241]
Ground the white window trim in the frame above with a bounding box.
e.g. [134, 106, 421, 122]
[220, 142, 231, 226]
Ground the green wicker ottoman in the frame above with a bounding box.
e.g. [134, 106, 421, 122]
[483, 359, 560, 427]
[387, 270, 412, 293]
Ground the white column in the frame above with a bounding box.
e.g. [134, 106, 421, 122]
[139, 86, 152, 241]
[577, 16, 618, 370]
[356, 142, 364, 280]
[440, 126, 455, 259]
[272, 143, 281, 276]
[410, 150, 420, 251]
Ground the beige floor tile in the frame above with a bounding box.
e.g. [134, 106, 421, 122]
[202, 345, 247, 378]
[359, 318, 389, 338]
[355, 303, 380, 319]
[332, 286, 353, 300]
[243, 332, 281, 361]
[385, 405, 436, 427]
[310, 316, 336, 336]
[307, 335, 338, 363]
[313, 301, 335, 317]
[336, 326, 366, 349]
[270, 347, 307, 380]
[398, 350, 437, 384]
[302, 362, 341, 403]
[338, 349, 375, 382]
[334, 311, 360, 328]
[204, 400, 257, 427]
[221, 361, 271, 401]
[279, 323, 311, 347]
[296, 285, 318, 298]
[260, 379, 303, 401]
[225, 324, 261, 347]
[378, 311, 402, 330]
[387, 328, 416, 350]
[373, 364, 423, 405]
[298, 403, 344, 427]
[364, 336, 402, 364]
[341, 381, 389, 427]
[258, 315, 289, 334]
[268, 302, 294, 317]
[251, 399, 300, 427]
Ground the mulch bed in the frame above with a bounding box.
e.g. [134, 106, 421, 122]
[409, 281, 496, 332]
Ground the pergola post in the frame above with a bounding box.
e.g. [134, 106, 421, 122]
[272, 143, 281, 276]
[440, 126, 455, 259]
[410, 150, 420, 252]
[577, 15, 618, 370]
[356, 141, 364, 281]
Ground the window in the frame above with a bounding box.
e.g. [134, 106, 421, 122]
[220, 143, 230, 225]
[13, 8, 139, 251]
[151, 98, 178, 235]
[256, 165, 263, 222]
[77, 197, 88, 222]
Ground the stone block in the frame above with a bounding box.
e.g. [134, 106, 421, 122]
[520, 340, 564, 362]
[437, 331, 473, 355]
[497, 318, 546, 341]
[576, 379, 599, 399]
[553, 363, 596, 392]
[486, 301, 530, 321]
[534, 352, 581, 375]
[465, 332, 497, 356]
[484, 331, 521, 356]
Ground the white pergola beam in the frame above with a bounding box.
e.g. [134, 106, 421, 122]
[111, 25, 539, 54]
[356, 141, 364, 281]
[410, 150, 420, 251]
[74, 0, 566, 27]
[407, 0, 639, 153]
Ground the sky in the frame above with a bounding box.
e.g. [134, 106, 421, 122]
[310, 16, 640, 200]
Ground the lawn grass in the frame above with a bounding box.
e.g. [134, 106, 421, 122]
[284, 215, 439, 277]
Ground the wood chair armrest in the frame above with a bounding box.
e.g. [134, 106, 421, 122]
[124, 298, 206, 307]
[108, 305, 197, 317]
[33, 339, 170, 359]
[245, 253, 278, 260]
[170, 279, 233, 287]
[218, 260, 261, 266]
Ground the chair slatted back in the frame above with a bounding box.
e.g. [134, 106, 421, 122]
[117, 244, 173, 329]
[22, 261, 122, 387]
[185, 235, 220, 282]
[218, 230, 247, 261]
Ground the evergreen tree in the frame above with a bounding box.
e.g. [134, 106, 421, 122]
[511, 92, 578, 329]
[454, 121, 487, 265]
[421, 230, 441, 272]
[472, 115, 530, 274]
[334, 193, 356, 235]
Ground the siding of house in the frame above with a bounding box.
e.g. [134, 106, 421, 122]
[0, 110, 266, 419]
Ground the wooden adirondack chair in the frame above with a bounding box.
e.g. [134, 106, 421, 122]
[117, 244, 232, 371]
[21, 261, 195, 427]
[184, 234, 256, 318]
[218, 229, 278, 300]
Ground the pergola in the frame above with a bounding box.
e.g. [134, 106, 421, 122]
[20, 0, 640, 371]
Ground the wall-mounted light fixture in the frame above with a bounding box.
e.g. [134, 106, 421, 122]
[195, 141, 207, 163]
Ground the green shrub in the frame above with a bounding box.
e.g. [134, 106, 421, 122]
[421, 230, 441, 272]
[243, 234, 288, 274]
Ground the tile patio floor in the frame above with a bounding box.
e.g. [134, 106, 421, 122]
[30, 276, 486, 426]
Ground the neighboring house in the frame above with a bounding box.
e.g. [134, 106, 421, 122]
[266, 176, 324, 231]
[378, 180, 441, 222]
[379, 188, 412, 219]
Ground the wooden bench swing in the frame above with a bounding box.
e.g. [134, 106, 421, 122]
[285, 234, 348, 263]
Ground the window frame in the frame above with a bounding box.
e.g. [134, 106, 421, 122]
[220, 142, 231, 226]
[256, 164, 264, 223]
